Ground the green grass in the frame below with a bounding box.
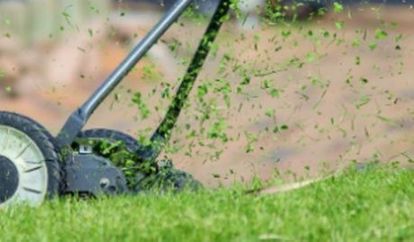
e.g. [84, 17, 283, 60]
[1, 167, 413, 242]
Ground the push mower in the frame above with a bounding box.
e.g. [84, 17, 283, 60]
[0, 0, 231, 207]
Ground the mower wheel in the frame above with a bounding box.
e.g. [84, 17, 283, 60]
[77, 129, 147, 157]
[75, 129, 202, 192]
[0, 112, 60, 208]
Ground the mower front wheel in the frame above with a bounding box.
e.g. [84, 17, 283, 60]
[0, 112, 60, 208]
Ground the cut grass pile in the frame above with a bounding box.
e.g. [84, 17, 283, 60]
[0, 166, 413, 241]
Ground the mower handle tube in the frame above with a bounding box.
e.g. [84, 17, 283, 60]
[56, 0, 194, 148]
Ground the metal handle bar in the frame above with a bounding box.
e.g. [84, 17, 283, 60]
[56, 0, 194, 147]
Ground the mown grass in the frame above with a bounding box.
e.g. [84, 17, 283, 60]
[0, 166, 413, 242]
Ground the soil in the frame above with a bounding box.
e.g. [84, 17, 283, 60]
[1, 6, 414, 187]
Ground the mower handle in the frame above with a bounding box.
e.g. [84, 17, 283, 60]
[56, 0, 195, 147]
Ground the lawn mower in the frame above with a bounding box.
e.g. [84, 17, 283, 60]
[0, 0, 231, 208]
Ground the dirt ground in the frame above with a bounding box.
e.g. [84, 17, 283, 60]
[1, 6, 414, 187]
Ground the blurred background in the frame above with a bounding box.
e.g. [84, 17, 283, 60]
[1, 0, 414, 186]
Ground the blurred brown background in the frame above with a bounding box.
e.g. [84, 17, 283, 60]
[1, 0, 414, 186]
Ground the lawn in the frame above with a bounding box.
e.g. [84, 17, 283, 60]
[0, 166, 413, 241]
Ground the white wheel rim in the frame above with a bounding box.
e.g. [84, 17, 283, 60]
[0, 125, 48, 208]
